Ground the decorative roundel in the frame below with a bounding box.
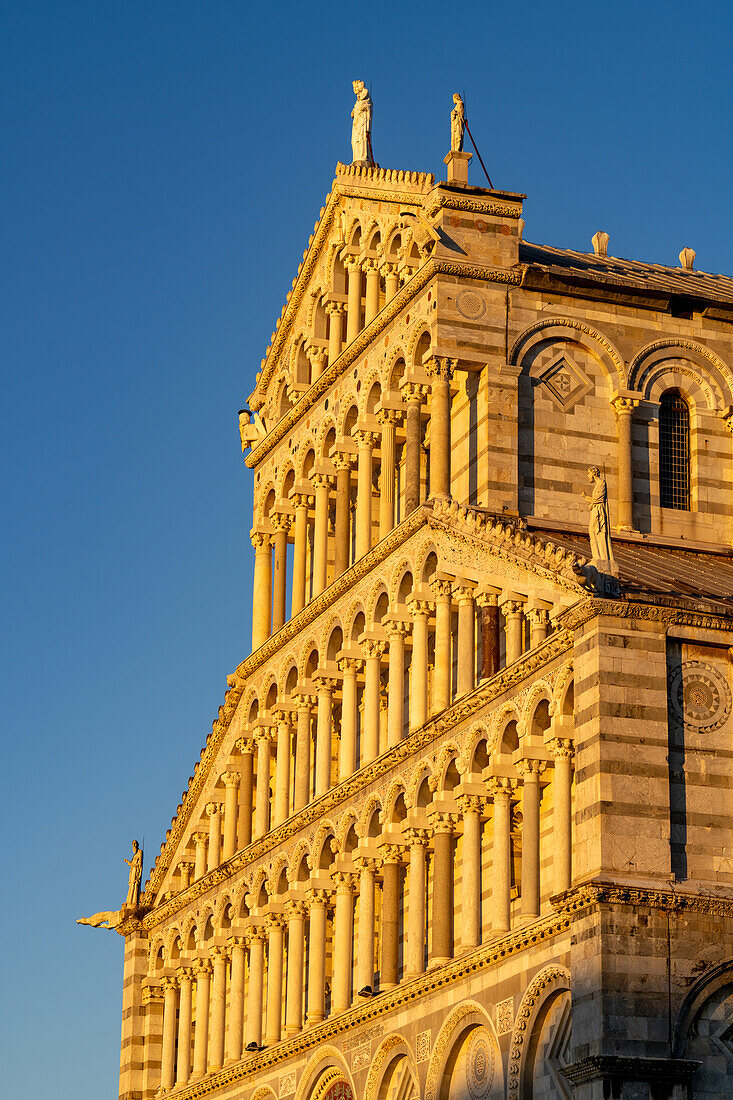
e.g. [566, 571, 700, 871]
[457, 290, 486, 320]
[466, 1027, 495, 1100]
[668, 661, 732, 733]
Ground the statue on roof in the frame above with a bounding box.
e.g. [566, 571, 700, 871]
[351, 80, 374, 166]
[451, 93, 465, 153]
[585, 466, 615, 565]
[77, 839, 144, 933]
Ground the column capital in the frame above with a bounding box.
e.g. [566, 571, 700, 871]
[361, 637, 386, 660]
[178, 859, 194, 873]
[177, 965, 195, 983]
[457, 793, 487, 815]
[525, 606, 550, 626]
[264, 913, 287, 935]
[475, 589, 498, 608]
[253, 726, 273, 747]
[311, 472, 333, 491]
[211, 944, 230, 963]
[193, 960, 213, 979]
[611, 393, 641, 415]
[244, 926, 266, 948]
[380, 844, 404, 866]
[271, 708, 294, 727]
[342, 255, 362, 273]
[501, 598, 525, 617]
[325, 298, 347, 315]
[235, 736, 255, 756]
[312, 671, 338, 692]
[161, 974, 179, 991]
[306, 344, 327, 369]
[192, 830, 208, 845]
[270, 511, 291, 533]
[332, 871, 359, 892]
[488, 776, 516, 799]
[426, 355, 457, 382]
[285, 898, 309, 920]
[307, 887, 333, 908]
[723, 405, 733, 434]
[453, 581, 476, 604]
[377, 407, 401, 427]
[205, 801, 222, 817]
[291, 491, 312, 509]
[405, 827, 430, 847]
[142, 983, 164, 1006]
[432, 812, 459, 835]
[547, 736, 575, 759]
[516, 758, 547, 779]
[407, 596, 431, 619]
[430, 576, 453, 600]
[360, 256, 379, 274]
[338, 655, 362, 674]
[386, 618, 410, 639]
[250, 529, 272, 551]
[294, 690, 317, 710]
[401, 381, 427, 403]
[354, 855, 379, 874]
[332, 451, 354, 471]
[353, 428, 379, 448]
[221, 771, 241, 789]
[229, 935, 247, 949]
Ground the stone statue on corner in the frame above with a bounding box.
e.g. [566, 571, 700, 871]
[586, 466, 615, 566]
[351, 80, 373, 166]
[451, 93, 465, 153]
[124, 839, 144, 908]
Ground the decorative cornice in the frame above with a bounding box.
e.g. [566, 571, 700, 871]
[554, 880, 733, 918]
[423, 192, 524, 219]
[558, 597, 733, 633]
[560, 1056, 700, 1086]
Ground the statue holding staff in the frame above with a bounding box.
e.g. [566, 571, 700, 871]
[351, 80, 373, 165]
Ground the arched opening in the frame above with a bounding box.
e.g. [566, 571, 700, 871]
[659, 388, 690, 509]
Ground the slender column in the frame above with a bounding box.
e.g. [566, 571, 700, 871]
[209, 946, 228, 1070]
[405, 829, 429, 978]
[354, 431, 377, 559]
[408, 598, 430, 730]
[193, 832, 207, 881]
[455, 584, 476, 696]
[387, 622, 408, 747]
[160, 976, 179, 1091]
[504, 600, 525, 665]
[251, 531, 272, 651]
[178, 860, 193, 890]
[265, 915, 285, 1045]
[176, 967, 194, 1084]
[427, 357, 455, 499]
[356, 858, 377, 996]
[191, 962, 212, 1080]
[432, 579, 453, 713]
[314, 676, 337, 796]
[254, 729, 272, 838]
[326, 301, 344, 365]
[306, 889, 330, 1024]
[345, 257, 363, 344]
[361, 640, 384, 763]
[378, 410, 398, 540]
[271, 514, 290, 633]
[458, 796, 485, 950]
[272, 710, 293, 826]
[307, 345, 327, 382]
[226, 938, 246, 1063]
[206, 802, 222, 871]
[489, 779, 514, 933]
[383, 263, 399, 302]
[430, 815, 456, 964]
[290, 494, 310, 616]
[294, 694, 314, 811]
[518, 760, 545, 919]
[284, 900, 307, 1036]
[244, 931, 265, 1051]
[527, 607, 550, 649]
[478, 593, 499, 678]
[363, 259, 380, 324]
[403, 384, 423, 515]
[381, 847, 402, 990]
[332, 872, 358, 1013]
[222, 772, 240, 862]
[333, 457, 352, 578]
[236, 738, 254, 849]
[312, 474, 332, 597]
[338, 658, 360, 780]
[612, 395, 639, 530]
[549, 739, 574, 893]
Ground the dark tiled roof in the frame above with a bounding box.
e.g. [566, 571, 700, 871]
[530, 527, 733, 613]
[520, 241, 733, 307]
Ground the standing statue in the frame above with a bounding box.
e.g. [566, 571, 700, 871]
[451, 93, 465, 153]
[586, 466, 615, 564]
[123, 839, 144, 908]
[351, 80, 373, 166]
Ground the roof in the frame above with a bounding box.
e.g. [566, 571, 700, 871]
[529, 526, 733, 613]
[520, 240, 733, 308]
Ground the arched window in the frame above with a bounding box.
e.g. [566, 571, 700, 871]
[659, 388, 690, 509]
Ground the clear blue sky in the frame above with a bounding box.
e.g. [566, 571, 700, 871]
[2, 1, 731, 1095]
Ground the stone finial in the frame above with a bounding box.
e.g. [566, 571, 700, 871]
[679, 246, 696, 270]
[592, 231, 610, 257]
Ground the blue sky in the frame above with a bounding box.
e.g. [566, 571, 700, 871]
[2, 1, 731, 1095]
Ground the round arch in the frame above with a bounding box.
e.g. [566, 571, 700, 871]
[507, 965, 571, 1098]
[424, 1000, 501, 1100]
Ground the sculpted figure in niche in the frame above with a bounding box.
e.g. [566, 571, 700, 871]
[351, 80, 373, 166]
[585, 465, 614, 563]
[451, 93, 465, 152]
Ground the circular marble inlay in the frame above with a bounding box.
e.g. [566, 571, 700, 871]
[668, 660, 732, 733]
[466, 1027, 494, 1100]
[457, 290, 486, 320]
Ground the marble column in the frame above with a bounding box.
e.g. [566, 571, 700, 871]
[284, 900, 307, 1037]
[432, 579, 453, 713]
[518, 760, 544, 919]
[430, 815, 455, 964]
[176, 967, 194, 1084]
[307, 345, 327, 383]
[244, 931, 265, 1051]
[527, 607, 550, 649]
[364, 259, 380, 324]
[251, 531, 272, 651]
[254, 729, 272, 838]
[345, 258, 363, 344]
[612, 395, 639, 530]
[380, 847, 402, 990]
[427, 357, 455, 499]
[178, 860, 194, 891]
[549, 738, 574, 894]
[271, 514, 290, 633]
[387, 622, 408, 747]
[265, 915, 285, 1045]
[222, 773, 240, 862]
[383, 263, 399, 303]
[333, 457, 352, 578]
[361, 640, 384, 763]
[314, 676, 337, 796]
[272, 710, 293, 826]
[209, 946, 228, 1070]
[326, 301, 344, 366]
[403, 384, 423, 515]
[236, 738, 255, 849]
[356, 858, 377, 996]
[459, 796, 485, 950]
[306, 889, 330, 1025]
[294, 694, 314, 811]
[206, 802, 222, 872]
[291, 494, 310, 617]
[160, 976, 179, 1091]
[477, 593, 499, 678]
[338, 657, 360, 780]
[489, 779, 514, 933]
[312, 474, 332, 597]
[455, 584, 476, 696]
[226, 938, 246, 1064]
[354, 431, 377, 560]
[191, 962, 212, 1080]
[408, 598, 430, 730]
[405, 829, 429, 978]
[332, 872, 357, 1013]
[378, 410, 398, 540]
[193, 832, 208, 881]
[504, 600, 525, 665]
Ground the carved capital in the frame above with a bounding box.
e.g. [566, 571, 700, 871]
[380, 844, 404, 865]
[516, 758, 547, 780]
[354, 428, 379, 448]
[235, 736, 255, 756]
[251, 530, 272, 552]
[205, 801, 222, 817]
[221, 771, 241, 789]
[295, 692, 317, 710]
[611, 394, 641, 416]
[362, 638, 386, 660]
[453, 582, 476, 604]
[211, 944, 230, 963]
[457, 794, 487, 816]
[525, 607, 550, 626]
[177, 965, 195, 983]
[244, 926, 266, 948]
[433, 812, 459, 835]
[338, 655, 362, 674]
[429, 577, 453, 601]
[355, 856, 379, 875]
[285, 899, 309, 920]
[264, 913, 287, 935]
[193, 960, 213, 979]
[332, 871, 359, 892]
[547, 737, 575, 760]
[161, 974, 178, 992]
[405, 827, 430, 848]
[311, 472, 333, 491]
[488, 777, 516, 799]
[270, 512, 291, 533]
[426, 355, 456, 382]
[377, 407, 401, 428]
[307, 887, 333, 908]
[325, 299, 346, 315]
[192, 831, 208, 846]
[402, 382, 426, 404]
[407, 596, 431, 619]
[503, 599, 525, 618]
[254, 726, 273, 747]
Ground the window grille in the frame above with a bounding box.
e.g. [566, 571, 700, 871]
[659, 388, 690, 509]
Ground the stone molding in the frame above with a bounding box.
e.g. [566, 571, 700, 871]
[560, 1056, 701, 1086]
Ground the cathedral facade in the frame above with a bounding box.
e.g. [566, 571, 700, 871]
[112, 136, 733, 1100]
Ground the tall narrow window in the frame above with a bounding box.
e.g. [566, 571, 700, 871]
[659, 388, 690, 509]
